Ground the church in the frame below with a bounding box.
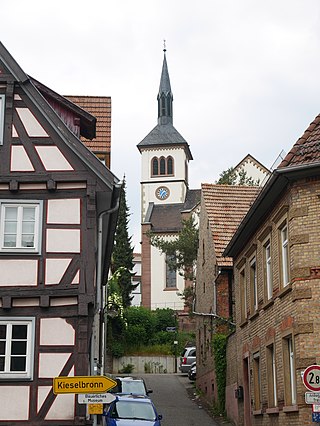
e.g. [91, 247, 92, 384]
[137, 49, 200, 319]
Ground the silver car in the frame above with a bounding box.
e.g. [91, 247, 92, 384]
[179, 346, 196, 373]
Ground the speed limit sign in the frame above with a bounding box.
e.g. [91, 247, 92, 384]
[303, 365, 320, 391]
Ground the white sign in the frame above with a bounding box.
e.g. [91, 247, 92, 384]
[78, 393, 116, 404]
[305, 393, 320, 404]
[303, 365, 320, 392]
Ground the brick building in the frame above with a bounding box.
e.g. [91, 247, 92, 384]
[195, 183, 260, 407]
[224, 113, 320, 425]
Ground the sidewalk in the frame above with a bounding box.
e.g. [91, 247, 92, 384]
[186, 383, 235, 426]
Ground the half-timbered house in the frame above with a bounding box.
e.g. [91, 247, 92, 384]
[0, 43, 120, 424]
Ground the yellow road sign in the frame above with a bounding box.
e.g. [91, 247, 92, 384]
[88, 403, 104, 415]
[53, 375, 117, 394]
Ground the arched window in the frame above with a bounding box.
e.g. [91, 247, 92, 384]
[160, 157, 166, 175]
[167, 156, 174, 175]
[152, 157, 159, 176]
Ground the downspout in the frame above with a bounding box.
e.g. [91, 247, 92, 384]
[91, 192, 120, 426]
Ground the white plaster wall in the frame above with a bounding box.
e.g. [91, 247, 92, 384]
[150, 244, 184, 310]
[46, 229, 80, 253]
[45, 258, 71, 285]
[40, 318, 75, 346]
[12, 298, 40, 307]
[141, 147, 187, 182]
[39, 353, 72, 378]
[35, 146, 73, 171]
[45, 393, 75, 420]
[50, 297, 78, 306]
[236, 161, 269, 185]
[10, 145, 34, 171]
[141, 181, 186, 222]
[0, 386, 30, 420]
[16, 108, 48, 137]
[0, 259, 38, 286]
[47, 199, 80, 224]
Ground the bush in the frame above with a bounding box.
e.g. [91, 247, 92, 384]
[111, 341, 125, 358]
[119, 363, 134, 374]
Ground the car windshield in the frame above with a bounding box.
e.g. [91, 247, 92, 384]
[121, 381, 146, 395]
[111, 379, 147, 395]
[111, 400, 156, 421]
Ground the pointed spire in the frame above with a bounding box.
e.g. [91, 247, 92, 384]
[157, 42, 173, 125]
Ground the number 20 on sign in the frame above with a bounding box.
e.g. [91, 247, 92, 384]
[303, 365, 320, 392]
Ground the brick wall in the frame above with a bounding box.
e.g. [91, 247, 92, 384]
[229, 177, 320, 425]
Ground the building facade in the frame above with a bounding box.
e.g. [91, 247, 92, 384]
[137, 49, 200, 315]
[195, 183, 260, 409]
[225, 113, 320, 425]
[0, 43, 120, 425]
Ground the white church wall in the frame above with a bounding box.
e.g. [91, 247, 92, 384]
[150, 243, 185, 311]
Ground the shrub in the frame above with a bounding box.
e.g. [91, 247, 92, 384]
[119, 363, 135, 374]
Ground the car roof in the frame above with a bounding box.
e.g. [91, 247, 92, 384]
[115, 394, 152, 403]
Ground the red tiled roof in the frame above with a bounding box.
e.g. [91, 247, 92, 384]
[278, 114, 320, 168]
[65, 96, 111, 155]
[202, 184, 260, 267]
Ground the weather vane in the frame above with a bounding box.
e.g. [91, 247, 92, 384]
[163, 39, 166, 52]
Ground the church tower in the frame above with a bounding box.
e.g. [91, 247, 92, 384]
[137, 48, 193, 223]
[137, 48, 198, 312]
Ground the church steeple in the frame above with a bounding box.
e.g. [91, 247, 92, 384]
[157, 45, 173, 125]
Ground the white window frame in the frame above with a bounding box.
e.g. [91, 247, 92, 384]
[0, 200, 43, 254]
[280, 222, 289, 286]
[265, 241, 273, 299]
[0, 317, 35, 380]
[0, 94, 5, 145]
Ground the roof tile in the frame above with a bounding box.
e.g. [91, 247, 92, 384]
[65, 95, 111, 156]
[202, 184, 260, 267]
[278, 114, 320, 168]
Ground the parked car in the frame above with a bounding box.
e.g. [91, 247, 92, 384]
[109, 376, 153, 396]
[103, 394, 162, 425]
[188, 362, 196, 381]
[179, 346, 196, 373]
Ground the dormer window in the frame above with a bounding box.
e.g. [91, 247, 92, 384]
[0, 94, 5, 145]
[151, 156, 174, 177]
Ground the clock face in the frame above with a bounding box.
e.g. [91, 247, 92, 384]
[155, 186, 170, 200]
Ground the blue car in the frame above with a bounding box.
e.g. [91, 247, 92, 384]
[103, 394, 162, 425]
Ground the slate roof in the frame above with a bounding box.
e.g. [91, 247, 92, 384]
[65, 95, 111, 157]
[137, 123, 193, 160]
[183, 189, 201, 211]
[202, 183, 260, 267]
[148, 189, 200, 232]
[278, 114, 320, 168]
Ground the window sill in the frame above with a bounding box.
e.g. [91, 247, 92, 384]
[283, 404, 298, 413]
[163, 287, 179, 291]
[262, 298, 274, 310]
[266, 407, 279, 415]
[249, 310, 259, 321]
[240, 319, 248, 328]
[278, 284, 292, 299]
[253, 409, 263, 416]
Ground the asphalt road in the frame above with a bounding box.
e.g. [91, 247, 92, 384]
[140, 373, 220, 426]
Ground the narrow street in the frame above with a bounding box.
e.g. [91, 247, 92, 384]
[140, 373, 221, 426]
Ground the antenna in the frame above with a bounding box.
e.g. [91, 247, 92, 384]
[163, 39, 166, 52]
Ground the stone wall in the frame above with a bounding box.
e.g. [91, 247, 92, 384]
[112, 355, 176, 374]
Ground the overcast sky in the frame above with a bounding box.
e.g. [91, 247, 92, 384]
[2, 0, 320, 250]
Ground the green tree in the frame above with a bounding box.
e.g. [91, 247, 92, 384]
[147, 216, 199, 282]
[112, 177, 137, 307]
[216, 167, 260, 186]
